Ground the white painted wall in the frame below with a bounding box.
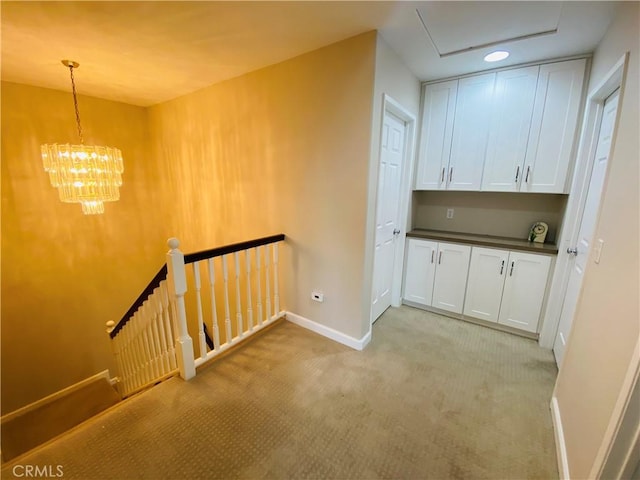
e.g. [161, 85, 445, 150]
[553, 3, 640, 478]
[361, 34, 420, 337]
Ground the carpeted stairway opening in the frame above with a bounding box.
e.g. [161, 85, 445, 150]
[1, 377, 120, 463]
[1, 306, 559, 479]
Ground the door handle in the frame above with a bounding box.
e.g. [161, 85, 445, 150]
[525, 165, 531, 183]
[431, 251, 434, 264]
[500, 260, 505, 275]
[438, 251, 443, 265]
[510, 261, 515, 276]
[449, 167, 453, 183]
[567, 247, 578, 256]
[393, 229, 401, 236]
[441, 167, 446, 183]
[515, 166, 520, 183]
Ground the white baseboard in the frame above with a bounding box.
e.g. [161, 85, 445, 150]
[551, 396, 570, 480]
[285, 312, 371, 351]
[1, 370, 113, 424]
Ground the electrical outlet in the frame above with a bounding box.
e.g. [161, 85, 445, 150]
[311, 291, 324, 302]
[446, 208, 454, 219]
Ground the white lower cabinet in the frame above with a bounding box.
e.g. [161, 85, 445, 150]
[403, 239, 471, 314]
[464, 247, 551, 333]
[405, 239, 552, 335]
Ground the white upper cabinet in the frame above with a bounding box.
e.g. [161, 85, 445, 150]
[481, 66, 539, 192]
[415, 58, 587, 194]
[448, 73, 496, 190]
[522, 59, 587, 193]
[415, 80, 458, 190]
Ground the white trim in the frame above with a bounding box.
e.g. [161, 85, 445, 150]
[286, 311, 371, 351]
[1, 370, 113, 424]
[551, 396, 571, 480]
[539, 52, 629, 349]
[591, 340, 640, 478]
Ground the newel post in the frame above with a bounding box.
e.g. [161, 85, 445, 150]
[166, 238, 196, 380]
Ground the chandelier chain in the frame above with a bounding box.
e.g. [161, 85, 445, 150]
[68, 64, 84, 144]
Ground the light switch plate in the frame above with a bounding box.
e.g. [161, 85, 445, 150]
[594, 238, 604, 264]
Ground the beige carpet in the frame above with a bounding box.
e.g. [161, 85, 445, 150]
[1, 306, 559, 479]
[1, 377, 120, 462]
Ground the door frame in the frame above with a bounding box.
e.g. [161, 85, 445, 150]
[538, 53, 629, 349]
[370, 94, 416, 323]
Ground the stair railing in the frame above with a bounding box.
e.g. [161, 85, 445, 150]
[106, 234, 286, 397]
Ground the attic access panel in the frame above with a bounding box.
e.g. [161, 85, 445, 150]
[417, 1, 563, 57]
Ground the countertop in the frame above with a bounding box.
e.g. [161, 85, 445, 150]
[407, 229, 559, 255]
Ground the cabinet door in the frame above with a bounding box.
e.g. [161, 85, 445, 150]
[415, 80, 458, 190]
[448, 73, 496, 190]
[432, 243, 471, 314]
[463, 247, 509, 322]
[481, 66, 539, 192]
[403, 239, 438, 306]
[498, 252, 551, 333]
[523, 59, 587, 193]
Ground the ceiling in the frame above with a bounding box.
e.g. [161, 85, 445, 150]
[1, 1, 619, 107]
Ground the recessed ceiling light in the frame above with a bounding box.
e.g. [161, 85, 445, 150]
[484, 51, 510, 62]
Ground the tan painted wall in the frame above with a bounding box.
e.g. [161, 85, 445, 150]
[1, 32, 377, 413]
[553, 3, 640, 478]
[413, 191, 568, 243]
[362, 34, 420, 333]
[1, 83, 159, 414]
[147, 32, 377, 340]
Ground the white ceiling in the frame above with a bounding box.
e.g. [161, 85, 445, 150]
[1, 1, 619, 107]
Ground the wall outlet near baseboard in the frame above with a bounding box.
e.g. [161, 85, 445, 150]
[446, 208, 454, 219]
[311, 291, 324, 302]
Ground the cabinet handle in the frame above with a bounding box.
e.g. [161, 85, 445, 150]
[515, 166, 520, 183]
[510, 261, 515, 276]
[441, 167, 445, 183]
[449, 167, 453, 183]
[525, 166, 531, 183]
[500, 260, 505, 275]
[438, 251, 442, 265]
[431, 250, 434, 264]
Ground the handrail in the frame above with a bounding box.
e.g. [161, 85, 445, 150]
[183, 234, 285, 264]
[110, 234, 285, 339]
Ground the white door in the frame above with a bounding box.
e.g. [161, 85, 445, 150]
[403, 239, 437, 306]
[431, 243, 471, 314]
[464, 247, 509, 322]
[372, 112, 406, 321]
[498, 251, 551, 333]
[448, 72, 495, 190]
[553, 89, 620, 365]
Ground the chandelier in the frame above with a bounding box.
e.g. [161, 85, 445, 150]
[41, 60, 123, 215]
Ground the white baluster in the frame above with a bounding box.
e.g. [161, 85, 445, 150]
[166, 238, 196, 381]
[150, 290, 165, 376]
[140, 303, 156, 381]
[255, 247, 264, 325]
[132, 312, 146, 388]
[207, 259, 221, 350]
[192, 261, 207, 359]
[120, 327, 133, 395]
[160, 281, 177, 371]
[153, 289, 169, 374]
[265, 245, 272, 321]
[273, 242, 280, 314]
[222, 254, 232, 344]
[234, 251, 244, 338]
[246, 250, 254, 331]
